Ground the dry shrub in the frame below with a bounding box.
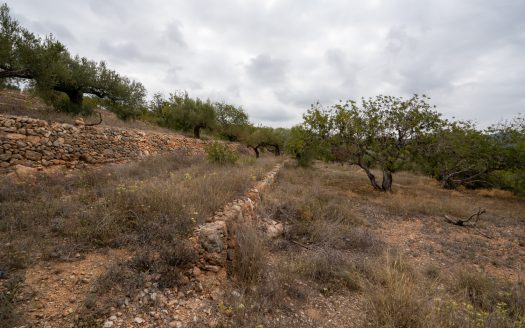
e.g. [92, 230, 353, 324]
[233, 223, 266, 286]
[451, 270, 525, 322]
[293, 249, 362, 292]
[364, 253, 430, 328]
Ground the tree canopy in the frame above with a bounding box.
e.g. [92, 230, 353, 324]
[154, 91, 216, 139]
[301, 94, 442, 192]
[0, 3, 146, 117]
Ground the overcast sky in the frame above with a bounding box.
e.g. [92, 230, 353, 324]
[7, 0, 525, 127]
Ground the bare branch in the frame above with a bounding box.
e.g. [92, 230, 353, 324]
[444, 208, 486, 226]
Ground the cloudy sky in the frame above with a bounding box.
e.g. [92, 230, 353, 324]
[7, 0, 525, 127]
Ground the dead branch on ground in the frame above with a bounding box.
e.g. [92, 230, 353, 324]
[444, 208, 486, 226]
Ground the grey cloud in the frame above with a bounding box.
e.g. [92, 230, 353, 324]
[99, 40, 167, 64]
[7, 0, 525, 127]
[246, 54, 288, 84]
[250, 107, 297, 123]
[163, 21, 186, 48]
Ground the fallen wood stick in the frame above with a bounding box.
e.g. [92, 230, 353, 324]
[444, 208, 486, 226]
[290, 239, 310, 249]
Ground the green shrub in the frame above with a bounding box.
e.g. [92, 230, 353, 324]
[205, 141, 238, 164]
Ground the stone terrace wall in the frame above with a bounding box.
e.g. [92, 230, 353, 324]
[0, 114, 240, 170]
[192, 163, 283, 276]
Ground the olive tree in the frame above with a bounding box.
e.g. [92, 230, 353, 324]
[0, 4, 146, 116]
[243, 126, 283, 158]
[157, 91, 216, 139]
[214, 102, 250, 141]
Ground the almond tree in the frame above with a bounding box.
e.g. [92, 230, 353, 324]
[303, 94, 442, 192]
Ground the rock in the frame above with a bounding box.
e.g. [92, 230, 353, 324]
[265, 221, 284, 238]
[169, 321, 182, 328]
[192, 267, 201, 277]
[204, 265, 221, 273]
[26, 135, 41, 144]
[79, 153, 96, 164]
[102, 149, 114, 156]
[134, 317, 145, 324]
[199, 221, 227, 252]
[14, 165, 37, 179]
[74, 118, 85, 126]
[25, 150, 42, 161]
[179, 275, 190, 285]
[5, 133, 26, 140]
[103, 321, 114, 328]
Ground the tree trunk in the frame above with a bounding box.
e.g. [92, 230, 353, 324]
[66, 90, 83, 107]
[274, 145, 280, 156]
[193, 125, 201, 139]
[381, 169, 393, 192]
[253, 146, 260, 158]
[358, 163, 382, 191]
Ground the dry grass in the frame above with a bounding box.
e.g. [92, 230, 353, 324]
[232, 222, 266, 286]
[0, 151, 278, 327]
[0, 152, 277, 271]
[226, 162, 525, 327]
[318, 163, 525, 224]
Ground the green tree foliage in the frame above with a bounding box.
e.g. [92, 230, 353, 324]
[285, 125, 317, 167]
[414, 115, 525, 194]
[214, 102, 250, 141]
[0, 3, 146, 117]
[242, 126, 283, 158]
[417, 122, 503, 189]
[302, 95, 442, 192]
[156, 91, 216, 139]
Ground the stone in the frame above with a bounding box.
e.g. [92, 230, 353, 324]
[199, 221, 227, 253]
[266, 222, 284, 238]
[26, 135, 41, 144]
[25, 150, 42, 161]
[103, 321, 114, 328]
[102, 149, 114, 156]
[192, 267, 201, 277]
[0, 153, 11, 161]
[14, 165, 37, 178]
[5, 133, 26, 140]
[134, 317, 145, 324]
[204, 265, 220, 273]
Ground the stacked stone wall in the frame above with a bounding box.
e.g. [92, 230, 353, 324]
[0, 114, 242, 170]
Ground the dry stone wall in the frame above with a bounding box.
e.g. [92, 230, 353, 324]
[192, 163, 284, 276]
[0, 114, 242, 171]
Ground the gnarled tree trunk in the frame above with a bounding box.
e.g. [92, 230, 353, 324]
[65, 90, 84, 108]
[381, 169, 393, 192]
[193, 125, 203, 139]
[358, 163, 382, 191]
[252, 146, 260, 158]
